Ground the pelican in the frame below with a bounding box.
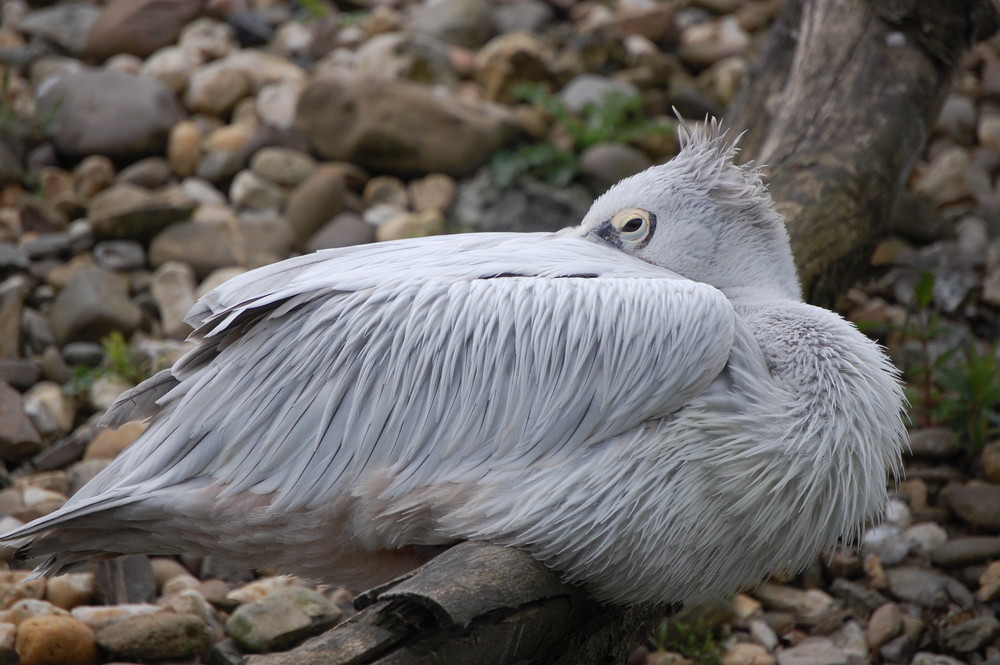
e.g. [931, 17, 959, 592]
[0, 123, 905, 605]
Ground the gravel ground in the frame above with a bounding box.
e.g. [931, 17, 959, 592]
[1, 0, 1000, 664]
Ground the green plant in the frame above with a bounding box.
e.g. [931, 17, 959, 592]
[63, 331, 151, 396]
[934, 342, 1000, 451]
[649, 618, 722, 665]
[491, 83, 672, 188]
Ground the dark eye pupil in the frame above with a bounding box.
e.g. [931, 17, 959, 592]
[622, 218, 643, 233]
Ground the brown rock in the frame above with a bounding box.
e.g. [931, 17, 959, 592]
[0, 276, 29, 359]
[0, 384, 43, 462]
[941, 483, 1000, 530]
[168, 121, 202, 178]
[408, 173, 457, 213]
[472, 32, 553, 102]
[95, 613, 209, 661]
[47, 266, 143, 345]
[295, 74, 516, 177]
[978, 560, 1000, 602]
[84, 422, 147, 460]
[85, 0, 204, 61]
[73, 155, 115, 200]
[45, 574, 96, 611]
[89, 183, 196, 240]
[285, 166, 348, 247]
[305, 212, 375, 252]
[15, 615, 97, 665]
[866, 602, 901, 648]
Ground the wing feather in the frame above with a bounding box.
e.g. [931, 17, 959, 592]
[11, 233, 737, 537]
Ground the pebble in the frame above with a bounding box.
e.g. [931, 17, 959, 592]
[752, 584, 834, 626]
[225, 586, 342, 653]
[230, 170, 287, 212]
[907, 427, 960, 459]
[47, 266, 142, 345]
[15, 615, 98, 665]
[723, 642, 774, 665]
[941, 616, 1000, 653]
[866, 602, 901, 648]
[88, 183, 196, 240]
[305, 212, 375, 252]
[0, 383, 43, 461]
[45, 574, 96, 611]
[885, 566, 975, 609]
[285, 166, 348, 246]
[95, 612, 210, 660]
[70, 603, 164, 631]
[931, 536, 1000, 568]
[940, 483, 1000, 530]
[775, 637, 847, 665]
[84, 422, 146, 460]
[250, 148, 317, 188]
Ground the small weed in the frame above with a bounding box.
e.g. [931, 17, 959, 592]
[873, 271, 1000, 452]
[63, 331, 151, 396]
[491, 83, 671, 188]
[649, 618, 722, 665]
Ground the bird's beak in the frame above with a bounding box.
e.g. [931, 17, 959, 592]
[587, 221, 622, 250]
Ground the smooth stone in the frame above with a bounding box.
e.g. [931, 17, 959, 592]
[0, 360, 41, 392]
[72, 155, 115, 200]
[902, 522, 948, 556]
[677, 15, 750, 68]
[0, 276, 27, 358]
[723, 642, 774, 665]
[775, 638, 846, 665]
[978, 561, 1000, 601]
[225, 586, 342, 653]
[0, 244, 29, 272]
[150, 261, 196, 340]
[0, 384, 42, 462]
[355, 32, 456, 87]
[23, 381, 74, 439]
[936, 94, 977, 145]
[168, 121, 202, 179]
[375, 209, 445, 241]
[37, 70, 184, 162]
[363, 176, 409, 208]
[305, 212, 375, 252]
[195, 150, 245, 185]
[866, 602, 901, 649]
[88, 183, 196, 240]
[93, 240, 146, 272]
[84, 422, 146, 462]
[558, 73, 639, 113]
[888, 191, 950, 245]
[45, 574, 96, 611]
[885, 566, 974, 609]
[940, 483, 1000, 530]
[408, 0, 495, 49]
[47, 266, 142, 345]
[229, 170, 286, 211]
[907, 427, 960, 459]
[15, 615, 97, 665]
[752, 584, 835, 625]
[178, 17, 238, 59]
[249, 147, 316, 188]
[493, 0, 555, 34]
[61, 342, 104, 367]
[579, 142, 653, 193]
[285, 166, 348, 246]
[295, 74, 516, 177]
[16, 4, 100, 56]
[149, 216, 293, 279]
[931, 537, 1000, 568]
[70, 604, 163, 631]
[185, 59, 253, 117]
[117, 157, 174, 189]
[1, 599, 69, 624]
[472, 32, 553, 103]
[140, 45, 204, 94]
[913, 146, 977, 207]
[408, 173, 457, 213]
[84, 0, 204, 61]
[911, 652, 967, 665]
[95, 612, 209, 660]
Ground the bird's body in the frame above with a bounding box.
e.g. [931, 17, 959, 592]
[0, 125, 905, 605]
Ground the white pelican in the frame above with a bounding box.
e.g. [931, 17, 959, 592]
[0, 123, 905, 605]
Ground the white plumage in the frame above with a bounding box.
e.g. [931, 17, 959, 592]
[0, 124, 905, 605]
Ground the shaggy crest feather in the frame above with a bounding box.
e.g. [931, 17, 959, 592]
[0, 121, 905, 605]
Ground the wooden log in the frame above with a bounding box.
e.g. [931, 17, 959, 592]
[728, 0, 999, 307]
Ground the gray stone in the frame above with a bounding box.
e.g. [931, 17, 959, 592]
[196, 150, 245, 185]
[911, 652, 968, 665]
[95, 611, 209, 660]
[295, 74, 516, 177]
[16, 4, 101, 56]
[578, 142, 653, 193]
[907, 427, 960, 460]
[493, 0, 555, 34]
[249, 148, 316, 188]
[885, 566, 974, 609]
[117, 158, 174, 189]
[37, 70, 185, 162]
[408, 0, 495, 49]
[453, 169, 593, 233]
[84, 0, 204, 61]
[229, 170, 287, 211]
[356, 32, 456, 88]
[753, 583, 835, 625]
[941, 483, 1000, 530]
[936, 94, 978, 145]
[185, 59, 253, 117]
[878, 634, 915, 664]
[902, 522, 948, 556]
[931, 537, 1000, 568]
[150, 261, 196, 340]
[93, 240, 146, 272]
[888, 190, 950, 245]
[0, 360, 42, 391]
[0, 276, 29, 358]
[23, 381, 74, 440]
[0, 244, 30, 273]
[305, 212, 375, 252]
[61, 342, 104, 367]
[150, 217, 293, 280]
[862, 524, 910, 565]
[22, 310, 56, 355]
[47, 266, 142, 345]
[285, 166, 348, 247]
[22, 232, 74, 260]
[775, 638, 847, 665]
[558, 74, 639, 113]
[941, 615, 1000, 653]
[226, 586, 342, 653]
[88, 183, 196, 240]
[0, 384, 43, 462]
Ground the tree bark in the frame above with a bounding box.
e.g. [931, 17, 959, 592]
[728, 0, 999, 307]
[240, 2, 1000, 663]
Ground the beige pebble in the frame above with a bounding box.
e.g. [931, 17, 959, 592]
[408, 173, 457, 213]
[226, 576, 302, 605]
[162, 573, 201, 596]
[375, 209, 445, 242]
[867, 602, 902, 648]
[203, 123, 254, 153]
[151, 557, 191, 590]
[168, 120, 202, 178]
[864, 554, 887, 589]
[15, 615, 97, 665]
[45, 573, 95, 610]
[71, 603, 164, 631]
[977, 560, 1000, 601]
[730, 593, 762, 622]
[722, 642, 775, 665]
[1, 599, 68, 625]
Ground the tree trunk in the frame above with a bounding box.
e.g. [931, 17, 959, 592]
[241, 2, 999, 663]
[728, 0, 999, 307]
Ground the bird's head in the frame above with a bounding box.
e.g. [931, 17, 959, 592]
[579, 120, 802, 302]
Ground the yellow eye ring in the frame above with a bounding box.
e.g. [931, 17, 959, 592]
[611, 208, 654, 244]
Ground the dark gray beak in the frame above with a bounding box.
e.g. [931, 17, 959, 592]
[587, 221, 621, 250]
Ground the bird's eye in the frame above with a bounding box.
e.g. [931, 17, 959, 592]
[611, 208, 655, 244]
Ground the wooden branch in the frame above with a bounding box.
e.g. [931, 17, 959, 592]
[245, 542, 666, 665]
[728, 0, 1000, 307]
